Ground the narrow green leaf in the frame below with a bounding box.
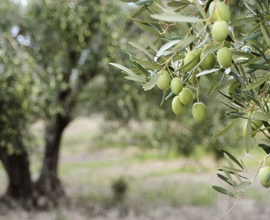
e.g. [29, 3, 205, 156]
[243, 1, 256, 15]
[142, 74, 159, 90]
[258, 144, 270, 154]
[136, 0, 154, 5]
[220, 149, 244, 170]
[220, 166, 243, 173]
[142, 35, 158, 53]
[156, 40, 180, 57]
[165, 91, 175, 101]
[203, 42, 223, 54]
[259, 139, 270, 147]
[196, 68, 219, 77]
[134, 21, 160, 34]
[173, 36, 197, 52]
[247, 40, 265, 51]
[160, 88, 171, 106]
[224, 153, 234, 168]
[247, 64, 270, 70]
[129, 42, 154, 59]
[217, 174, 233, 186]
[260, 22, 270, 46]
[193, 0, 206, 19]
[230, 17, 258, 27]
[110, 63, 136, 76]
[207, 73, 217, 96]
[231, 51, 254, 60]
[125, 75, 146, 83]
[214, 79, 236, 91]
[223, 170, 236, 187]
[244, 75, 270, 91]
[251, 111, 269, 121]
[235, 181, 251, 192]
[151, 13, 203, 23]
[212, 186, 234, 197]
[131, 5, 146, 18]
[245, 118, 252, 153]
[139, 60, 163, 70]
[212, 119, 239, 139]
[133, 61, 151, 77]
[167, 1, 190, 7]
[244, 31, 262, 42]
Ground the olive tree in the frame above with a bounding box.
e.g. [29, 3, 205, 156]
[22, 0, 139, 204]
[0, 0, 145, 208]
[0, 1, 39, 208]
[112, 0, 270, 199]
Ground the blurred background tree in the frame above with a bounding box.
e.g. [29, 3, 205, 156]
[0, 0, 38, 208]
[0, 0, 245, 210]
[0, 0, 147, 207]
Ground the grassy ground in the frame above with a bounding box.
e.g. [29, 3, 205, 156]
[1, 115, 270, 220]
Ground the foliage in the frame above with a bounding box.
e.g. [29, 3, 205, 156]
[1, 0, 150, 150]
[22, 0, 102, 120]
[111, 0, 270, 202]
[0, 1, 37, 153]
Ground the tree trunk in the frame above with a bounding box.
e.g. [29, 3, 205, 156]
[35, 113, 70, 207]
[0, 143, 33, 209]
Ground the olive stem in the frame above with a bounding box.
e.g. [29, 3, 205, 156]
[196, 85, 200, 102]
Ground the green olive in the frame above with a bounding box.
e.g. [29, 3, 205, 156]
[170, 78, 183, 94]
[172, 96, 186, 116]
[211, 21, 229, 42]
[184, 51, 199, 71]
[179, 87, 193, 105]
[192, 102, 207, 123]
[157, 71, 171, 90]
[259, 166, 270, 188]
[200, 52, 216, 70]
[209, 1, 231, 23]
[217, 47, 232, 69]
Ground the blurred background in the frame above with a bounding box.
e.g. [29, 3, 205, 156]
[0, 0, 270, 219]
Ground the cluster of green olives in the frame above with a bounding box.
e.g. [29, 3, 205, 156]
[209, 0, 232, 69]
[210, 1, 230, 42]
[183, 1, 232, 74]
[155, 1, 236, 123]
[184, 48, 216, 72]
[157, 71, 207, 123]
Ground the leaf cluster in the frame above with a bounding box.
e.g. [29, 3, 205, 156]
[111, 0, 270, 199]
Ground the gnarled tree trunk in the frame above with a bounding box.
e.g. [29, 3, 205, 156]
[0, 143, 33, 209]
[35, 113, 70, 207]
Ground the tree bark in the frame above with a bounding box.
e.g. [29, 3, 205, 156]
[35, 113, 70, 206]
[0, 143, 33, 209]
[34, 48, 96, 206]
